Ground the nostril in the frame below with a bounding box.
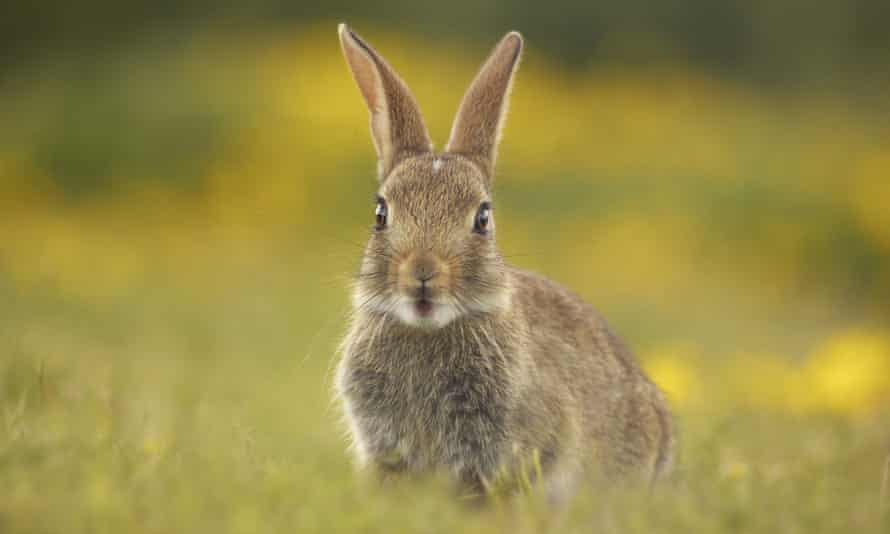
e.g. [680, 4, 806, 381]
[413, 259, 438, 284]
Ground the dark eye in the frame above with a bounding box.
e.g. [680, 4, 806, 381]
[375, 197, 388, 230]
[474, 202, 492, 234]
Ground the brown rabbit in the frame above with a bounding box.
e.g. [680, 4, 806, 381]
[334, 24, 674, 500]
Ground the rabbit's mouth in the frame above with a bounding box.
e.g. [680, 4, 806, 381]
[414, 298, 434, 317]
[390, 294, 460, 329]
[406, 283, 439, 319]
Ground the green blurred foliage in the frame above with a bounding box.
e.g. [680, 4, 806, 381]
[5, 0, 890, 82]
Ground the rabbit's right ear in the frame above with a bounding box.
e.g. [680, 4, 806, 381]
[338, 24, 432, 180]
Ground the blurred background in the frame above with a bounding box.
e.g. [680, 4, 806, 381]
[2, 2, 889, 532]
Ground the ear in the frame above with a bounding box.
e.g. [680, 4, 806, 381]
[338, 24, 432, 180]
[446, 31, 523, 180]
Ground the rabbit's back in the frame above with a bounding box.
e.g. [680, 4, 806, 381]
[509, 268, 674, 481]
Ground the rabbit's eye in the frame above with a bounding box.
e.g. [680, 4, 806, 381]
[474, 202, 492, 234]
[374, 197, 388, 230]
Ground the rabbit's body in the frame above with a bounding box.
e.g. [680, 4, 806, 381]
[339, 263, 672, 495]
[334, 25, 673, 499]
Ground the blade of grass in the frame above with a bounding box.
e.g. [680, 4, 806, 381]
[881, 453, 889, 514]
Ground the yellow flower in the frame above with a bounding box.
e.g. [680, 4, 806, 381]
[805, 329, 890, 414]
[142, 434, 169, 457]
[643, 345, 699, 407]
[720, 458, 751, 481]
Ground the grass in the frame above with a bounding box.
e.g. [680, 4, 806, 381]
[1, 262, 888, 534]
[882, 454, 890, 513]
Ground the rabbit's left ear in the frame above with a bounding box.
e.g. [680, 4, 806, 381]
[339, 24, 432, 180]
[446, 32, 523, 181]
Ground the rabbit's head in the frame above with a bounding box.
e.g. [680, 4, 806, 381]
[339, 24, 522, 328]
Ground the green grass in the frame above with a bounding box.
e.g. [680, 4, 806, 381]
[2, 266, 888, 534]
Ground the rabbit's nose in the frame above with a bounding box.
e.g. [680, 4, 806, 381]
[413, 258, 439, 283]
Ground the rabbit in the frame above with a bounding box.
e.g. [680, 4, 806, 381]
[334, 23, 674, 500]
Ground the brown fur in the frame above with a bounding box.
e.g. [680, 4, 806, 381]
[335, 24, 674, 500]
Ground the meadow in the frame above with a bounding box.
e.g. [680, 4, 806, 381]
[1, 24, 889, 532]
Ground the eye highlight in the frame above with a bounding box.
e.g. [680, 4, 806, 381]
[474, 202, 492, 234]
[375, 197, 388, 230]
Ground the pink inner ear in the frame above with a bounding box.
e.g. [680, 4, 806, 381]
[343, 43, 382, 113]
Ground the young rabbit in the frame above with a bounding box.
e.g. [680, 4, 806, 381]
[335, 24, 674, 499]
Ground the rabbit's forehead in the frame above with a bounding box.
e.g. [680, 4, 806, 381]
[381, 155, 489, 215]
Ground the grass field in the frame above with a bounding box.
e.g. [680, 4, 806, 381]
[2, 24, 890, 532]
[2, 268, 889, 533]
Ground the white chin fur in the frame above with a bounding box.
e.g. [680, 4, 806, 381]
[352, 288, 510, 329]
[393, 298, 461, 329]
[351, 290, 459, 328]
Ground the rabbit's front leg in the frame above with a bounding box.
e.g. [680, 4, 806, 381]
[437, 374, 511, 495]
[348, 409, 412, 479]
[338, 365, 408, 476]
[447, 439, 504, 495]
